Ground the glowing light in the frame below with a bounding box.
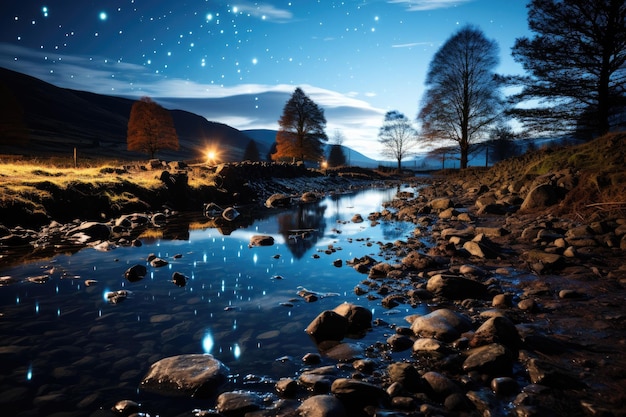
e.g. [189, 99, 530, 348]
[252, 58, 258, 65]
[26, 364, 33, 381]
[42, 6, 49, 17]
[206, 13, 213, 21]
[99, 12, 107, 21]
[202, 331, 214, 353]
[233, 344, 241, 359]
[205, 146, 221, 164]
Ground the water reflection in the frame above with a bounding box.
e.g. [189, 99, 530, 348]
[0, 186, 420, 417]
[277, 203, 328, 259]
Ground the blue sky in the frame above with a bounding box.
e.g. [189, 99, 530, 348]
[0, 1, 531, 159]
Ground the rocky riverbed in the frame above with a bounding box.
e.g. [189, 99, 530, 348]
[98, 169, 626, 417]
[1, 149, 626, 417]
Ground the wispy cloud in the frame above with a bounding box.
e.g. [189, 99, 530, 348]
[234, 2, 293, 22]
[391, 42, 434, 48]
[387, 0, 473, 12]
[0, 43, 387, 159]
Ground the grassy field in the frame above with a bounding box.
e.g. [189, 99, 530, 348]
[0, 158, 221, 227]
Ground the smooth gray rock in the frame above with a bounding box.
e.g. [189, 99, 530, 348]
[297, 395, 346, 417]
[140, 354, 229, 398]
[411, 308, 473, 342]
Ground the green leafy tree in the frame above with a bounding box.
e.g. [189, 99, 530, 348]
[509, 0, 626, 137]
[327, 145, 346, 167]
[242, 139, 261, 161]
[273, 88, 328, 163]
[418, 25, 503, 169]
[488, 124, 520, 163]
[378, 110, 419, 171]
[327, 129, 347, 167]
[127, 96, 179, 158]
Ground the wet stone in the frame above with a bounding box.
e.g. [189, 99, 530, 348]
[297, 394, 346, 417]
[216, 390, 263, 416]
[463, 343, 514, 375]
[386, 334, 414, 352]
[331, 378, 388, 409]
[306, 310, 349, 344]
[422, 371, 460, 400]
[426, 274, 489, 300]
[410, 308, 473, 342]
[124, 264, 147, 282]
[276, 378, 298, 398]
[491, 377, 519, 396]
[140, 354, 229, 398]
[387, 362, 424, 393]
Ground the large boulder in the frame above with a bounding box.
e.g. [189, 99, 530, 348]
[332, 303, 372, 335]
[410, 308, 473, 342]
[426, 274, 489, 300]
[520, 183, 562, 211]
[306, 310, 349, 344]
[140, 354, 229, 398]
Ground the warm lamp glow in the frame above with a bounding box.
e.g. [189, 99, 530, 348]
[205, 146, 220, 164]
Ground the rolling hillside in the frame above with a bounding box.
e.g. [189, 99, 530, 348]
[0, 67, 381, 166]
[0, 67, 254, 161]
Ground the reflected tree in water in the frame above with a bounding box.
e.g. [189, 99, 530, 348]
[277, 202, 328, 259]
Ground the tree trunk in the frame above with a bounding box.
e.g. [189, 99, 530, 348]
[397, 157, 402, 172]
[460, 141, 469, 169]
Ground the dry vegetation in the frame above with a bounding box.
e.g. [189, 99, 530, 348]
[523, 132, 626, 217]
[0, 158, 221, 227]
[1, 132, 624, 226]
[469, 132, 626, 219]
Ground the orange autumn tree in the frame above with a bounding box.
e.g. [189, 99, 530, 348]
[127, 96, 179, 158]
[272, 88, 328, 163]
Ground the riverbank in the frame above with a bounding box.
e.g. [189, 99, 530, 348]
[0, 161, 391, 267]
[1, 133, 625, 416]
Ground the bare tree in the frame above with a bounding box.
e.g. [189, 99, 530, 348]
[418, 25, 503, 169]
[508, 0, 626, 138]
[378, 110, 419, 171]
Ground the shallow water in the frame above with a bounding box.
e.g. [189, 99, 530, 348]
[0, 186, 424, 416]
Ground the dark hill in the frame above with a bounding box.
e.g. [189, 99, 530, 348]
[0, 67, 252, 161]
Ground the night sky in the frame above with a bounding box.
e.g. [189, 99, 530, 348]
[0, 1, 530, 159]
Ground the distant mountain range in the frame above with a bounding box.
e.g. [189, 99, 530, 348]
[0, 67, 380, 167]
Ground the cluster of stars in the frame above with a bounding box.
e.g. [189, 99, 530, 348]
[5, 1, 387, 88]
